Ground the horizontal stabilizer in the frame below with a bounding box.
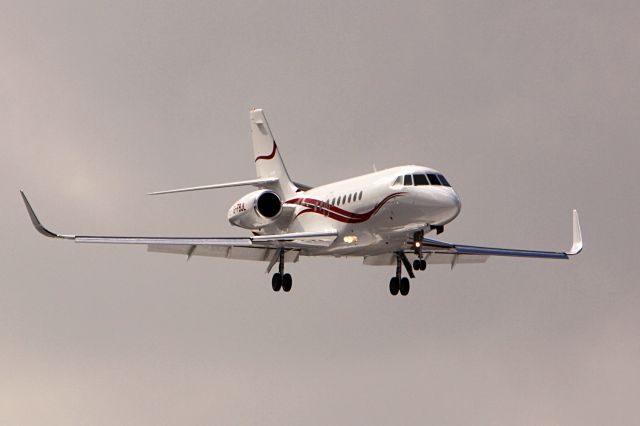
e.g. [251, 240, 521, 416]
[292, 181, 314, 191]
[147, 177, 278, 195]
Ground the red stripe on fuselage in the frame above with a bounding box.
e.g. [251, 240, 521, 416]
[288, 192, 406, 223]
[254, 141, 277, 162]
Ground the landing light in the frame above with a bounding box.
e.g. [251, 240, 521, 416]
[343, 235, 358, 244]
[415, 241, 421, 248]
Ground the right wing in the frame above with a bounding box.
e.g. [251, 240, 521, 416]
[292, 181, 314, 191]
[20, 191, 336, 264]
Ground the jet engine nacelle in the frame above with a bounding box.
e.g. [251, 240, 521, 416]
[227, 190, 283, 230]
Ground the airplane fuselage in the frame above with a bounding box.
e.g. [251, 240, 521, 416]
[244, 165, 461, 257]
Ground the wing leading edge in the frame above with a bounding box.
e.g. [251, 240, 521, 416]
[20, 191, 337, 261]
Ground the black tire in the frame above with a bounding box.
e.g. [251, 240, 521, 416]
[272, 273, 282, 291]
[389, 277, 399, 296]
[282, 273, 292, 292]
[413, 259, 421, 270]
[420, 259, 427, 270]
[400, 277, 410, 296]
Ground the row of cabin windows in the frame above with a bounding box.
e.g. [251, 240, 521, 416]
[394, 173, 451, 187]
[329, 190, 363, 207]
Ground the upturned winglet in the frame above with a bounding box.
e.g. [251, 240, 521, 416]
[20, 191, 74, 240]
[566, 209, 583, 256]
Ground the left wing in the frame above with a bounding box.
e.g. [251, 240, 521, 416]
[20, 191, 337, 262]
[366, 209, 582, 269]
[416, 209, 582, 268]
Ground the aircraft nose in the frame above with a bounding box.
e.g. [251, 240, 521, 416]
[447, 190, 462, 221]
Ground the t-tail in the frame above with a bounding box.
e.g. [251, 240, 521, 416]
[250, 108, 298, 199]
[145, 108, 304, 199]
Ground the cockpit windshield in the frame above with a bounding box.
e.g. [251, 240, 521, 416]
[426, 173, 441, 185]
[413, 174, 429, 185]
[394, 173, 452, 187]
[437, 174, 451, 186]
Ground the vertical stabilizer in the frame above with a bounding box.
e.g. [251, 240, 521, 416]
[250, 109, 297, 199]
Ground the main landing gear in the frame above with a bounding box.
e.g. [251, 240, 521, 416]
[271, 249, 292, 292]
[389, 255, 410, 296]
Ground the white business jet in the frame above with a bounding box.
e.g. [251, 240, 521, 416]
[21, 109, 582, 296]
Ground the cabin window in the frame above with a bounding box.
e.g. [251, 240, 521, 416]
[348, 194, 352, 203]
[342, 195, 347, 204]
[427, 173, 442, 185]
[413, 174, 429, 185]
[438, 174, 451, 187]
[403, 174, 413, 186]
[331, 197, 336, 205]
[359, 191, 363, 200]
[336, 197, 341, 206]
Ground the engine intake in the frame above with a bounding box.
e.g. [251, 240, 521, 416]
[227, 190, 283, 229]
[256, 191, 281, 218]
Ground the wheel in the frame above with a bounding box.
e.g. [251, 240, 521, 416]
[282, 273, 292, 292]
[413, 259, 421, 270]
[272, 273, 282, 291]
[400, 277, 410, 296]
[389, 277, 399, 296]
[420, 259, 427, 270]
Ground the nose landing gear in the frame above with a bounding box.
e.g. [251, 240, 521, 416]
[413, 258, 427, 271]
[412, 230, 427, 271]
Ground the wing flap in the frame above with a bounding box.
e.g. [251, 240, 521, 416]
[364, 252, 489, 266]
[75, 236, 253, 245]
[425, 253, 489, 264]
[147, 244, 300, 263]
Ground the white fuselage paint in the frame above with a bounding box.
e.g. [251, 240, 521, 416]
[234, 165, 461, 257]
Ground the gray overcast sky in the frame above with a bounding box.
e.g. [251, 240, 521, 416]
[1, 1, 639, 425]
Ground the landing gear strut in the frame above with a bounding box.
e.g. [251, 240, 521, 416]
[271, 249, 292, 292]
[389, 255, 410, 296]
